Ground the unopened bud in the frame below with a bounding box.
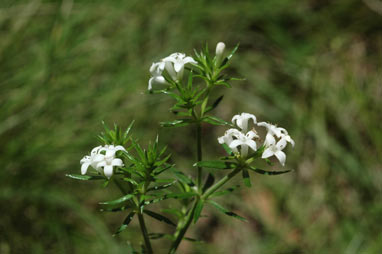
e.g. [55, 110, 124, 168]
[216, 42, 226, 57]
[215, 42, 226, 66]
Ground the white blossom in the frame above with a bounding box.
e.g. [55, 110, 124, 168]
[80, 145, 126, 178]
[217, 128, 242, 153]
[257, 122, 294, 166]
[162, 53, 197, 81]
[218, 128, 258, 158]
[229, 130, 259, 158]
[232, 113, 257, 133]
[148, 62, 166, 90]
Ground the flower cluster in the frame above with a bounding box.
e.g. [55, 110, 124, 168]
[80, 145, 126, 178]
[218, 113, 294, 165]
[148, 53, 197, 90]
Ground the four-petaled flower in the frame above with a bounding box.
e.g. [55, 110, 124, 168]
[232, 113, 257, 133]
[257, 122, 294, 166]
[162, 53, 197, 81]
[80, 145, 126, 179]
[228, 130, 259, 158]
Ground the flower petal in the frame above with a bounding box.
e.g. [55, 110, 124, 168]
[103, 165, 114, 179]
[81, 162, 91, 175]
[262, 147, 274, 159]
[229, 139, 243, 149]
[112, 158, 124, 167]
[274, 150, 286, 166]
[245, 139, 257, 152]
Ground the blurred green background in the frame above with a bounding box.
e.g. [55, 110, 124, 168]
[1, 0, 381, 253]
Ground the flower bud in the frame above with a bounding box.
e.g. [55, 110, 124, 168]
[215, 42, 226, 66]
[216, 42, 226, 56]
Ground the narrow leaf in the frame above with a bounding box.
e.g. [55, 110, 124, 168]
[99, 194, 133, 206]
[160, 119, 194, 128]
[205, 95, 224, 113]
[171, 168, 195, 187]
[144, 210, 176, 226]
[114, 212, 135, 235]
[242, 169, 251, 187]
[210, 185, 241, 197]
[202, 173, 215, 192]
[202, 116, 231, 126]
[194, 160, 237, 170]
[248, 166, 292, 175]
[66, 174, 104, 181]
[193, 200, 204, 223]
[207, 200, 247, 222]
[147, 182, 175, 192]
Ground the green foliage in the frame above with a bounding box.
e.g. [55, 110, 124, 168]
[1, 0, 381, 253]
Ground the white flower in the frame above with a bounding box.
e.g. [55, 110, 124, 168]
[148, 62, 166, 90]
[257, 122, 294, 166]
[80, 146, 103, 175]
[215, 42, 226, 65]
[80, 145, 126, 178]
[261, 138, 288, 166]
[162, 53, 197, 81]
[257, 122, 294, 147]
[232, 113, 257, 133]
[218, 128, 258, 158]
[218, 128, 242, 153]
[228, 130, 258, 158]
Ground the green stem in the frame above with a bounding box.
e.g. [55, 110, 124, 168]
[138, 212, 153, 254]
[168, 201, 198, 254]
[202, 166, 242, 199]
[196, 123, 202, 189]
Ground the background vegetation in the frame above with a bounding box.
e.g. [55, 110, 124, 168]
[1, 0, 381, 253]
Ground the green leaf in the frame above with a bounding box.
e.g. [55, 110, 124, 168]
[202, 173, 215, 192]
[143, 210, 176, 226]
[147, 182, 175, 192]
[66, 174, 104, 181]
[210, 185, 241, 197]
[144, 192, 197, 205]
[248, 166, 292, 175]
[160, 119, 194, 128]
[161, 208, 183, 218]
[114, 212, 135, 235]
[171, 168, 195, 187]
[202, 116, 231, 126]
[207, 200, 246, 222]
[242, 169, 251, 187]
[220, 43, 239, 67]
[205, 95, 224, 113]
[193, 199, 204, 223]
[194, 160, 237, 170]
[99, 194, 133, 206]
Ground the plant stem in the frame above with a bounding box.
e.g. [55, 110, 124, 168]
[202, 166, 242, 199]
[196, 123, 202, 189]
[168, 201, 198, 254]
[138, 212, 153, 254]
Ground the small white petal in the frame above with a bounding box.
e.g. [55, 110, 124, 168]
[245, 139, 257, 152]
[274, 150, 286, 166]
[174, 62, 183, 72]
[81, 163, 90, 175]
[229, 139, 243, 149]
[103, 165, 114, 179]
[262, 147, 274, 159]
[264, 133, 276, 147]
[112, 158, 124, 167]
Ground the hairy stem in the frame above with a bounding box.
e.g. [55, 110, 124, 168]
[138, 212, 153, 254]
